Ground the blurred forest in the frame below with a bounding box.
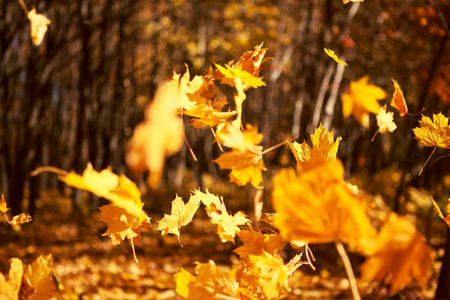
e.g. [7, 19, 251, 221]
[0, 0, 449, 217]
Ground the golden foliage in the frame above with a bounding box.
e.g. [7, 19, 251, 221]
[413, 112, 450, 149]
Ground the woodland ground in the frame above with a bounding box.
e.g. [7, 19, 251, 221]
[0, 188, 441, 299]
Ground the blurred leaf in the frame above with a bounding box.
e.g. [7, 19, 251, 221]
[323, 48, 348, 66]
[27, 8, 51, 46]
[376, 106, 397, 134]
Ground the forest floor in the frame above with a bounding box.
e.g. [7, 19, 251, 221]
[0, 189, 440, 299]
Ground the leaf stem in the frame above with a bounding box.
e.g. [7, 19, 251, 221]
[17, 0, 29, 15]
[419, 146, 436, 176]
[335, 241, 360, 300]
[181, 113, 198, 162]
[130, 238, 138, 263]
[371, 130, 379, 142]
[30, 166, 69, 177]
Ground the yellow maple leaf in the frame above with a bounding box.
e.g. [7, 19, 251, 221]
[323, 48, 348, 66]
[234, 227, 284, 258]
[126, 81, 184, 187]
[9, 213, 32, 226]
[272, 160, 376, 252]
[190, 189, 250, 243]
[0, 194, 9, 213]
[214, 64, 266, 90]
[26, 254, 59, 300]
[361, 213, 433, 295]
[376, 106, 397, 134]
[0, 258, 23, 300]
[289, 124, 341, 171]
[175, 261, 240, 299]
[341, 76, 387, 128]
[431, 197, 450, 228]
[413, 113, 450, 149]
[60, 164, 148, 222]
[171, 65, 204, 111]
[27, 8, 51, 46]
[215, 123, 266, 187]
[99, 204, 151, 245]
[157, 195, 201, 246]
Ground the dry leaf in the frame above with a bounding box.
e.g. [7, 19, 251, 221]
[391, 79, 408, 117]
[99, 204, 151, 245]
[272, 160, 376, 253]
[376, 106, 397, 134]
[27, 8, 51, 46]
[126, 81, 184, 187]
[175, 261, 240, 299]
[413, 112, 450, 149]
[0, 194, 9, 213]
[0, 258, 23, 300]
[430, 197, 450, 228]
[171, 65, 203, 111]
[26, 254, 58, 300]
[323, 48, 348, 66]
[190, 189, 250, 243]
[60, 164, 148, 222]
[289, 124, 341, 171]
[361, 213, 433, 295]
[9, 213, 32, 226]
[157, 195, 201, 245]
[343, 0, 365, 4]
[341, 76, 387, 128]
[234, 227, 284, 258]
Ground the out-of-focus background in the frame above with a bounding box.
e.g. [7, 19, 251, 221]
[0, 0, 449, 298]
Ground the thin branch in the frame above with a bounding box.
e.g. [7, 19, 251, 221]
[17, 0, 29, 15]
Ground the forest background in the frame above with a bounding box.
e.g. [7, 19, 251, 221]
[1, 0, 450, 298]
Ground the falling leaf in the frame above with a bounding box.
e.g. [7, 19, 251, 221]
[157, 195, 201, 246]
[343, 0, 364, 3]
[214, 44, 268, 91]
[234, 227, 284, 258]
[215, 123, 266, 187]
[27, 8, 51, 46]
[9, 213, 32, 226]
[175, 261, 240, 299]
[361, 213, 433, 295]
[430, 197, 450, 228]
[272, 160, 376, 253]
[99, 204, 151, 245]
[341, 76, 387, 128]
[289, 124, 341, 171]
[60, 164, 148, 222]
[26, 255, 58, 300]
[323, 48, 348, 66]
[413, 113, 450, 149]
[0, 258, 23, 300]
[126, 81, 184, 187]
[171, 65, 204, 111]
[0, 194, 9, 213]
[391, 79, 408, 117]
[285, 253, 304, 277]
[376, 106, 397, 134]
[190, 189, 250, 243]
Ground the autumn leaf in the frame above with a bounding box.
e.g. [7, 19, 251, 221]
[376, 106, 397, 134]
[413, 113, 450, 149]
[99, 204, 151, 245]
[0, 258, 23, 300]
[323, 48, 348, 66]
[60, 163, 148, 222]
[341, 76, 387, 128]
[190, 189, 251, 243]
[0, 194, 9, 213]
[390, 79, 408, 116]
[9, 213, 32, 226]
[175, 261, 240, 299]
[214, 44, 268, 91]
[234, 227, 284, 258]
[361, 213, 433, 295]
[215, 123, 266, 187]
[157, 195, 201, 246]
[126, 81, 184, 187]
[27, 8, 51, 46]
[272, 160, 376, 252]
[171, 65, 203, 111]
[343, 0, 364, 4]
[289, 124, 341, 171]
[430, 197, 450, 228]
[26, 254, 59, 300]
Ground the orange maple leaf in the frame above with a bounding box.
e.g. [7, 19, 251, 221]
[272, 160, 376, 252]
[391, 79, 408, 117]
[214, 123, 266, 187]
[234, 227, 284, 258]
[289, 124, 341, 171]
[157, 195, 201, 246]
[126, 81, 184, 187]
[99, 204, 151, 246]
[191, 189, 250, 243]
[9, 213, 32, 227]
[341, 76, 387, 128]
[413, 112, 450, 149]
[361, 213, 433, 295]
[0, 194, 9, 213]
